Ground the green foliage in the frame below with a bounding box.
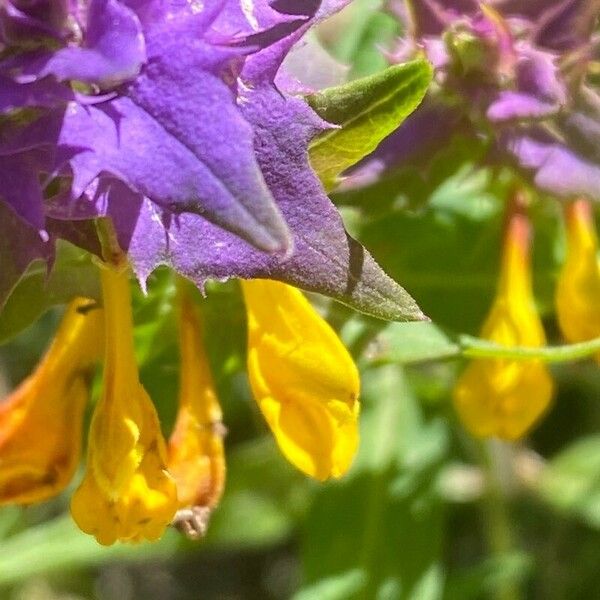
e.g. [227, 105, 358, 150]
[326, 0, 401, 78]
[308, 59, 432, 191]
[0, 241, 99, 343]
[539, 436, 600, 529]
[296, 366, 448, 599]
[0, 6, 599, 600]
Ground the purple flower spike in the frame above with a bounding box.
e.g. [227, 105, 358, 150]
[352, 1, 600, 204]
[0, 0, 299, 251]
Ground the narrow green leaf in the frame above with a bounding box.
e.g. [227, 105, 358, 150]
[308, 59, 433, 190]
[0, 515, 179, 587]
[294, 570, 367, 600]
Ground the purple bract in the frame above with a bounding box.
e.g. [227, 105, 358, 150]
[0, 0, 423, 321]
[348, 0, 600, 202]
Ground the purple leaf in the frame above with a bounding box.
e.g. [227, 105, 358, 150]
[487, 91, 559, 121]
[105, 84, 425, 321]
[52, 91, 291, 253]
[0, 151, 49, 229]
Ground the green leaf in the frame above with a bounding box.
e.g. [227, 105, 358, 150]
[325, 0, 400, 78]
[0, 241, 100, 344]
[294, 570, 367, 600]
[203, 437, 310, 549]
[297, 365, 448, 599]
[445, 552, 534, 600]
[308, 59, 433, 191]
[539, 436, 600, 529]
[0, 514, 179, 588]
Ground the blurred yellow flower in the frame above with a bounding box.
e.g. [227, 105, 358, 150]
[556, 198, 600, 360]
[0, 298, 103, 505]
[167, 284, 226, 539]
[241, 279, 360, 481]
[71, 265, 178, 545]
[453, 201, 554, 440]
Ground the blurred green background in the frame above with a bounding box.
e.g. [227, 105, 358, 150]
[1, 2, 600, 599]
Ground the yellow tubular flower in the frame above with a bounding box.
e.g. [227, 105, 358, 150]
[453, 202, 554, 440]
[0, 298, 103, 505]
[241, 279, 360, 481]
[556, 199, 600, 359]
[167, 285, 226, 539]
[71, 266, 177, 545]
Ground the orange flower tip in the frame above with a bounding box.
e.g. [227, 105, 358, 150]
[566, 198, 593, 224]
[453, 195, 553, 441]
[556, 197, 600, 349]
[504, 206, 531, 251]
[168, 286, 227, 516]
[0, 297, 103, 506]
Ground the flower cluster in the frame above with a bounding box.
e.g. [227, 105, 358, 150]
[454, 193, 600, 440]
[347, 0, 600, 198]
[0, 258, 359, 545]
[0, 0, 382, 546]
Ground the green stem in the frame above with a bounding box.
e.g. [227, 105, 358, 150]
[475, 440, 521, 600]
[460, 335, 600, 363]
[95, 217, 125, 267]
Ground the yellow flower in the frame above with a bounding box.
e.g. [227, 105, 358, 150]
[1, 260, 360, 541]
[167, 284, 226, 539]
[0, 298, 103, 505]
[453, 202, 554, 440]
[70, 265, 178, 545]
[241, 279, 360, 481]
[556, 198, 600, 360]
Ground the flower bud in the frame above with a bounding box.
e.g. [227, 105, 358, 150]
[167, 286, 226, 539]
[556, 199, 600, 360]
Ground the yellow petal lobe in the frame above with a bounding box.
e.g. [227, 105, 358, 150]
[167, 285, 226, 523]
[0, 298, 103, 505]
[453, 203, 554, 440]
[241, 279, 360, 481]
[70, 266, 177, 545]
[556, 199, 600, 361]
